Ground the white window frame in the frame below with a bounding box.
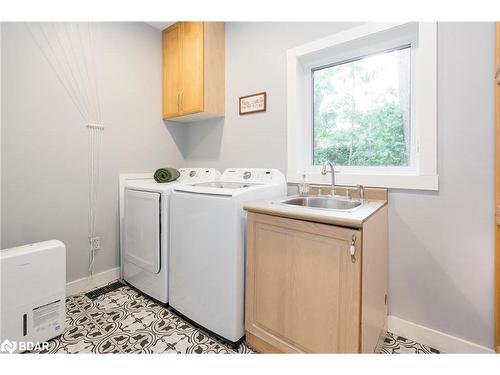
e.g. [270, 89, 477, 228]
[287, 22, 438, 190]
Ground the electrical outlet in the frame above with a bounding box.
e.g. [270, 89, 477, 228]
[90, 236, 100, 251]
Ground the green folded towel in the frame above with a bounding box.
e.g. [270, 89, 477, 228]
[153, 167, 180, 183]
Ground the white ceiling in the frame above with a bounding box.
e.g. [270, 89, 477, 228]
[145, 22, 176, 31]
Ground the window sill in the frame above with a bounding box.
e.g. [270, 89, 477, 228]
[287, 171, 438, 191]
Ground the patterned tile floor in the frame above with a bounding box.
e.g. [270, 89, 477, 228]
[31, 285, 439, 354]
[379, 332, 440, 354]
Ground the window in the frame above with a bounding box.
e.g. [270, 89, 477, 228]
[287, 23, 437, 190]
[312, 46, 411, 168]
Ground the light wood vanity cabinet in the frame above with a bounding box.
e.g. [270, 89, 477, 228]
[162, 22, 225, 122]
[245, 206, 388, 353]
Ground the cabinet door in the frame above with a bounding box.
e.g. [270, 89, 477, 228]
[180, 22, 204, 115]
[163, 23, 182, 119]
[246, 213, 362, 353]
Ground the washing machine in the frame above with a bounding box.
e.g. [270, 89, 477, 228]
[169, 168, 287, 344]
[121, 168, 220, 304]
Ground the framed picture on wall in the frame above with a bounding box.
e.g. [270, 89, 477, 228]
[239, 92, 267, 115]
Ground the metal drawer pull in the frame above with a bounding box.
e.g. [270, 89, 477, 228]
[350, 235, 357, 263]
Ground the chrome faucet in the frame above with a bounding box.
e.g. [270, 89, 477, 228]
[321, 160, 337, 197]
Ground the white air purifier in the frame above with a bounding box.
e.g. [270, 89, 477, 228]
[0, 240, 66, 353]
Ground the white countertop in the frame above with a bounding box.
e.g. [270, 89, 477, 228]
[244, 195, 387, 228]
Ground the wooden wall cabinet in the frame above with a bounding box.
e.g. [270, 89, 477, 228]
[245, 207, 388, 353]
[162, 22, 225, 122]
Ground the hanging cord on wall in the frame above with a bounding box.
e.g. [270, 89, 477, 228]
[27, 22, 105, 278]
[27, 24, 89, 121]
[87, 123, 103, 276]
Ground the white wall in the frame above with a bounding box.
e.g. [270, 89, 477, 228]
[1, 22, 184, 281]
[175, 22, 495, 349]
[388, 23, 495, 349]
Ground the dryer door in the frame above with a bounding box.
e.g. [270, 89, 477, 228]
[124, 189, 161, 274]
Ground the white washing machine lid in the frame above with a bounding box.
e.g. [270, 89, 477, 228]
[125, 179, 181, 194]
[124, 168, 221, 194]
[174, 182, 265, 197]
[173, 168, 286, 197]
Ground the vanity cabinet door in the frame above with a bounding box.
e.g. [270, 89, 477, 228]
[245, 212, 362, 353]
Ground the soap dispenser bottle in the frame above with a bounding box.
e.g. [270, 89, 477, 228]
[298, 172, 310, 197]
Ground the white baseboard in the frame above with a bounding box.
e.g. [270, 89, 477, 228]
[387, 315, 495, 353]
[66, 267, 121, 297]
